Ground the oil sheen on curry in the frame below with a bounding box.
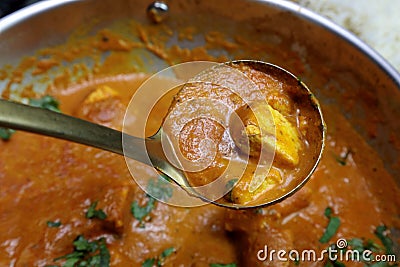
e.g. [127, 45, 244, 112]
[0, 22, 399, 267]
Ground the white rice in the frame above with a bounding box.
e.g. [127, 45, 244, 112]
[293, 0, 400, 72]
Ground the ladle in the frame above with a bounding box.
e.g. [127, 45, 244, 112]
[0, 60, 325, 209]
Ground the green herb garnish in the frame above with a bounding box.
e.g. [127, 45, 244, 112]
[132, 176, 174, 227]
[319, 207, 341, 243]
[374, 225, 395, 255]
[348, 238, 381, 255]
[210, 264, 237, 267]
[142, 247, 175, 267]
[47, 220, 62, 228]
[0, 96, 60, 141]
[131, 197, 155, 225]
[324, 232, 394, 267]
[225, 179, 238, 190]
[335, 149, 351, 166]
[0, 127, 15, 141]
[85, 201, 107, 220]
[147, 176, 173, 201]
[53, 235, 110, 267]
[29, 95, 60, 112]
[142, 258, 155, 267]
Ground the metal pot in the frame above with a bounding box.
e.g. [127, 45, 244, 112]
[0, 0, 398, 178]
[0, 0, 399, 265]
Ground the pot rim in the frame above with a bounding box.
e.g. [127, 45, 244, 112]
[0, 0, 399, 88]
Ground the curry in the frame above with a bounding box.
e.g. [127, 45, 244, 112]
[0, 19, 399, 267]
[166, 61, 324, 206]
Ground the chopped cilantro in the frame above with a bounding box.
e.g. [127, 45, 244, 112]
[158, 247, 175, 266]
[160, 247, 174, 258]
[348, 238, 381, 255]
[142, 247, 175, 267]
[334, 149, 351, 166]
[374, 225, 395, 255]
[147, 176, 173, 201]
[324, 232, 394, 267]
[319, 207, 340, 243]
[53, 235, 110, 267]
[210, 264, 237, 267]
[142, 258, 155, 267]
[132, 176, 174, 227]
[85, 201, 107, 220]
[47, 220, 61, 228]
[225, 179, 239, 190]
[131, 197, 155, 225]
[0, 96, 60, 141]
[29, 95, 60, 112]
[0, 127, 15, 141]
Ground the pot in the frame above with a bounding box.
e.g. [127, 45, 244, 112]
[0, 0, 399, 266]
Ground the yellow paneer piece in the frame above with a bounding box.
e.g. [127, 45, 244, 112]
[83, 85, 119, 104]
[230, 167, 283, 204]
[232, 102, 302, 167]
[268, 106, 302, 167]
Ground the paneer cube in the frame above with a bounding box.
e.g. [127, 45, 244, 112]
[231, 101, 302, 167]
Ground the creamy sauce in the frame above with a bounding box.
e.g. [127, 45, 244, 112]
[0, 73, 399, 266]
[0, 18, 399, 267]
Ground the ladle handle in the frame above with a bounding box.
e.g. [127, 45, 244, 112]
[0, 99, 149, 164]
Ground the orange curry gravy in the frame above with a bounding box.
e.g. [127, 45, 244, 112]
[0, 73, 399, 266]
[0, 22, 400, 267]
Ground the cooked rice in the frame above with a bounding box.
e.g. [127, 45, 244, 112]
[293, 0, 400, 72]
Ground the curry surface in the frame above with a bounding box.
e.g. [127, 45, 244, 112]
[0, 20, 399, 267]
[0, 73, 399, 266]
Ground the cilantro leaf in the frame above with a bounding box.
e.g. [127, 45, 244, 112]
[225, 179, 239, 190]
[319, 207, 340, 243]
[85, 201, 107, 220]
[334, 149, 351, 166]
[143, 247, 175, 267]
[374, 225, 395, 255]
[73, 235, 96, 252]
[29, 95, 61, 112]
[131, 197, 155, 224]
[161, 247, 174, 258]
[63, 258, 80, 267]
[324, 207, 333, 217]
[47, 220, 62, 228]
[131, 176, 174, 227]
[0, 127, 15, 141]
[158, 247, 175, 266]
[147, 176, 173, 201]
[142, 258, 155, 267]
[53, 235, 110, 267]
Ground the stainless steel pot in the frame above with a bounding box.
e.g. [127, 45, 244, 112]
[1, 0, 399, 179]
[1, 0, 400, 265]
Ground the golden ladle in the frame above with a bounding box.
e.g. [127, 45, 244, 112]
[0, 60, 325, 209]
